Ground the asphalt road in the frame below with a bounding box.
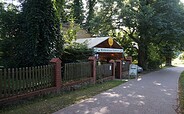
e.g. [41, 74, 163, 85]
[53, 66, 184, 114]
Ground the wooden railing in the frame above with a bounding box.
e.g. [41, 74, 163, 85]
[0, 65, 54, 99]
[96, 64, 112, 80]
[63, 62, 92, 82]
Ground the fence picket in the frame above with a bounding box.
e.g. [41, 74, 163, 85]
[0, 69, 2, 98]
[22, 67, 26, 93]
[29, 67, 32, 92]
[25, 67, 29, 92]
[0, 65, 55, 99]
[12, 68, 15, 95]
[38, 66, 41, 89]
[7, 69, 11, 97]
[19, 68, 22, 94]
[3, 69, 6, 97]
[63, 62, 92, 82]
[41, 66, 43, 89]
[35, 66, 38, 89]
[15, 68, 18, 94]
[47, 65, 50, 86]
[44, 65, 47, 87]
[43, 66, 46, 87]
[46, 65, 49, 87]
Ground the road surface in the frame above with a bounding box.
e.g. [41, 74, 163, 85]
[54, 66, 184, 114]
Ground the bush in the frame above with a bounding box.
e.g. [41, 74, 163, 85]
[179, 53, 184, 60]
[62, 42, 93, 63]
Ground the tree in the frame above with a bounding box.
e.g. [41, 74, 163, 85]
[115, 0, 159, 69]
[115, 0, 184, 69]
[152, 0, 184, 66]
[0, 3, 22, 67]
[17, 0, 63, 67]
[86, 0, 118, 36]
[85, 0, 96, 32]
[73, 0, 84, 25]
[62, 18, 93, 63]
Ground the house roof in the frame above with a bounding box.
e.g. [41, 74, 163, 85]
[75, 37, 110, 48]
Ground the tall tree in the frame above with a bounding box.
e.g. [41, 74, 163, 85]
[85, 0, 96, 32]
[18, 0, 63, 67]
[115, 0, 184, 69]
[116, 0, 158, 69]
[152, 0, 184, 66]
[0, 3, 22, 67]
[73, 0, 84, 25]
[86, 0, 117, 36]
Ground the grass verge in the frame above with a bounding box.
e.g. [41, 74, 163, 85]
[179, 71, 184, 114]
[0, 80, 125, 114]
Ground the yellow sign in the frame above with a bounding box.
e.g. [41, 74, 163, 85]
[108, 37, 113, 47]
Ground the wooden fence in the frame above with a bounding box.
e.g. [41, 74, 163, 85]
[96, 64, 112, 80]
[0, 65, 55, 99]
[122, 61, 130, 71]
[63, 62, 92, 82]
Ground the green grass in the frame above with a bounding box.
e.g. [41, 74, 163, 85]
[0, 80, 126, 114]
[179, 71, 184, 114]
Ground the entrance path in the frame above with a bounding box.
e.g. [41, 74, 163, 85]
[54, 66, 184, 114]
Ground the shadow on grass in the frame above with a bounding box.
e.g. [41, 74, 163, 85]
[0, 80, 126, 114]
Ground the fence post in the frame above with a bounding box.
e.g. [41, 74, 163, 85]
[50, 58, 62, 91]
[88, 56, 96, 84]
[115, 60, 122, 79]
[109, 60, 115, 80]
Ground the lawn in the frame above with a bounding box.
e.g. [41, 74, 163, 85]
[179, 71, 184, 114]
[0, 80, 126, 114]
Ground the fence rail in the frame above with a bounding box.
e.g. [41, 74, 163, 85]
[0, 65, 55, 99]
[96, 64, 112, 80]
[63, 62, 92, 82]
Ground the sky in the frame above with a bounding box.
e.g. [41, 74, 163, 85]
[2, 0, 21, 6]
[2, 0, 184, 8]
[2, 0, 184, 5]
[181, 0, 184, 3]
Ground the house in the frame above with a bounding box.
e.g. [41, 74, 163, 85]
[75, 37, 124, 62]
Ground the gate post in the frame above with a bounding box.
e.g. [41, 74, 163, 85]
[50, 58, 62, 91]
[88, 56, 96, 84]
[115, 60, 122, 79]
[109, 60, 115, 80]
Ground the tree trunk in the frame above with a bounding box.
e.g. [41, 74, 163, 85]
[138, 44, 148, 70]
[165, 57, 172, 66]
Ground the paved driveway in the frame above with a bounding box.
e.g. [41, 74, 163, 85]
[54, 66, 184, 114]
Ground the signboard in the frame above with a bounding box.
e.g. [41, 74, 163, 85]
[108, 37, 113, 47]
[129, 64, 138, 76]
[93, 48, 123, 53]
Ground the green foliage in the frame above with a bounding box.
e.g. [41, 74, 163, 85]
[85, 0, 96, 32]
[0, 0, 63, 67]
[86, 0, 116, 36]
[73, 0, 84, 25]
[0, 3, 22, 67]
[62, 17, 92, 63]
[62, 18, 93, 63]
[59, 0, 84, 25]
[147, 44, 164, 69]
[63, 18, 79, 44]
[179, 52, 184, 60]
[63, 42, 93, 63]
[85, 0, 184, 69]
[114, 32, 137, 61]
